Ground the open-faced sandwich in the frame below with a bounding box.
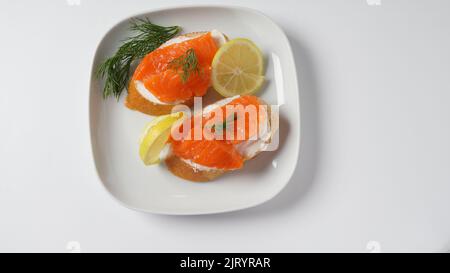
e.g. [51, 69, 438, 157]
[126, 30, 227, 116]
[139, 95, 278, 182]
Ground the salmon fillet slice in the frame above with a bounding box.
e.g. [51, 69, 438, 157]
[125, 32, 218, 113]
[169, 96, 266, 170]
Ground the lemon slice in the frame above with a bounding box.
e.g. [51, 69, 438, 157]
[139, 112, 184, 165]
[211, 38, 264, 97]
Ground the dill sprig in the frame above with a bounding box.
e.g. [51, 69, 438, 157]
[212, 113, 237, 134]
[96, 18, 180, 99]
[167, 48, 201, 83]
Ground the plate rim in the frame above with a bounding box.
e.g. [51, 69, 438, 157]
[89, 4, 301, 215]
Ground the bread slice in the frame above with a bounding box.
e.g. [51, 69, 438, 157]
[165, 154, 226, 182]
[164, 100, 276, 182]
[125, 80, 193, 116]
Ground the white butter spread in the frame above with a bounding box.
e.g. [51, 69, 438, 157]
[180, 158, 221, 172]
[161, 29, 226, 48]
[135, 80, 181, 105]
[203, 95, 240, 114]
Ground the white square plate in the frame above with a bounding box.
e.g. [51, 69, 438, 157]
[89, 5, 300, 215]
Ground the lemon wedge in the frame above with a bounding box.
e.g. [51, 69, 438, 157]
[139, 112, 184, 165]
[211, 38, 264, 97]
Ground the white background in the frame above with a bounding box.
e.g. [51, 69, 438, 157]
[1, 0, 449, 252]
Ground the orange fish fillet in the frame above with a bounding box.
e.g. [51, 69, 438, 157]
[126, 32, 218, 113]
[169, 96, 266, 170]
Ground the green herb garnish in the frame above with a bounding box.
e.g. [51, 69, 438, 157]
[96, 18, 180, 99]
[167, 48, 201, 83]
[213, 113, 237, 133]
